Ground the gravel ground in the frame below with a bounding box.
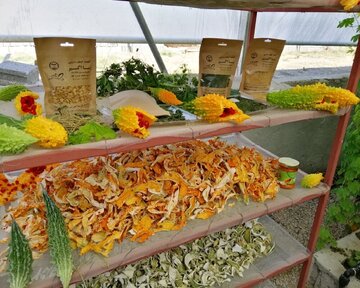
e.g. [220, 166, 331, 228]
[270, 200, 317, 288]
[269, 194, 348, 288]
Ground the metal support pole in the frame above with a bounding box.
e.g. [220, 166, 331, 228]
[130, 2, 168, 73]
[298, 38, 360, 287]
[247, 12, 257, 45]
[241, 11, 257, 69]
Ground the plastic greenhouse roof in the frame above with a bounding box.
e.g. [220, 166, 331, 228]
[0, 0, 357, 45]
[130, 0, 360, 11]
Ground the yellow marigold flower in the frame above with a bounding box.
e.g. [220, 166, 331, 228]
[340, 0, 359, 10]
[188, 94, 250, 123]
[25, 116, 68, 148]
[314, 102, 339, 114]
[113, 106, 157, 139]
[322, 86, 360, 107]
[149, 87, 183, 105]
[301, 173, 324, 188]
[15, 91, 42, 116]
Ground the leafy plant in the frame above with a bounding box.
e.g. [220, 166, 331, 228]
[68, 122, 117, 144]
[337, 14, 360, 44]
[317, 227, 337, 250]
[318, 90, 360, 249]
[344, 250, 360, 268]
[96, 58, 198, 102]
[157, 109, 185, 122]
[96, 63, 122, 97]
[329, 105, 360, 225]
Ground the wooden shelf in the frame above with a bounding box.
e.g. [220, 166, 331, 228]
[0, 108, 344, 172]
[0, 135, 328, 288]
[221, 216, 310, 288]
[130, 0, 359, 12]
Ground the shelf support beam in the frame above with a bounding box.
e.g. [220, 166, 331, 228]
[298, 38, 360, 288]
[298, 192, 330, 288]
[324, 38, 360, 186]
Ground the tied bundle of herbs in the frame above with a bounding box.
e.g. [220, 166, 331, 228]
[96, 58, 198, 102]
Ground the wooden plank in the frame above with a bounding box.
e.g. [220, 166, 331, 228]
[224, 216, 309, 287]
[255, 280, 277, 288]
[0, 108, 343, 172]
[0, 135, 325, 288]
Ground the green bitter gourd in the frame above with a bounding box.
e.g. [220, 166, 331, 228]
[266, 83, 359, 114]
[0, 85, 27, 101]
[43, 189, 74, 288]
[8, 220, 33, 288]
[0, 124, 38, 155]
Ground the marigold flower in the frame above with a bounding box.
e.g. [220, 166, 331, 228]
[15, 91, 42, 116]
[113, 106, 157, 139]
[340, 0, 359, 10]
[301, 173, 324, 188]
[0, 173, 18, 205]
[24, 116, 68, 148]
[150, 87, 183, 105]
[187, 94, 250, 123]
[314, 102, 339, 114]
[322, 86, 360, 107]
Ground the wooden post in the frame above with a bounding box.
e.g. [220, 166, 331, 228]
[298, 38, 360, 288]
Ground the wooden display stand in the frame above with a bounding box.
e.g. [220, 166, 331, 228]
[1, 1, 360, 287]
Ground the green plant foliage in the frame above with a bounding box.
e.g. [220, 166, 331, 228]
[96, 63, 122, 97]
[337, 14, 360, 44]
[317, 227, 337, 250]
[345, 250, 360, 268]
[96, 58, 198, 102]
[319, 104, 360, 249]
[68, 122, 117, 144]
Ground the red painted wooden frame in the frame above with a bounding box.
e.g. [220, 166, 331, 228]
[246, 10, 360, 288]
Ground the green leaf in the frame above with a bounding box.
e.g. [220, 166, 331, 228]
[317, 227, 336, 249]
[337, 17, 355, 28]
[351, 34, 360, 43]
[69, 122, 117, 145]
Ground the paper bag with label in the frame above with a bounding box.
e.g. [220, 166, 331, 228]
[240, 38, 285, 103]
[198, 38, 243, 97]
[34, 37, 97, 116]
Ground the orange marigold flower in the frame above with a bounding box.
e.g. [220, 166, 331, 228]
[0, 173, 18, 206]
[188, 94, 250, 123]
[15, 91, 42, 116]
[150, 87, 183, 105]
[113, 106, 157, 139]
